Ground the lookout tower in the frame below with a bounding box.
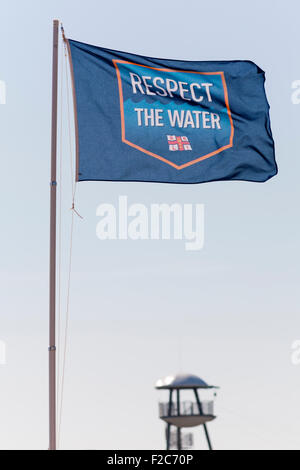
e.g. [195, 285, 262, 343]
[155, 373, 218, 450]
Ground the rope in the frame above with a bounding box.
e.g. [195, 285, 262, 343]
[57, 208, 75, 447]
[63, 35, 79, 211]
[57, 26, 82, 448]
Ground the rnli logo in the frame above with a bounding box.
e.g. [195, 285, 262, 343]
[113, 60, 234, 170]
[167, 135, 192, 151]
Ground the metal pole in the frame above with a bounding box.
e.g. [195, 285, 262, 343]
[49, 19, 59, 451]
[202, 423, 213, 451]
[194, 389, 213, 451]
[176, 389, 180, 416]
[166, 424, 171, 451]
[176, 389, 181, 451]
[177, 427, 182, 451]
[166, 389, 173, 450]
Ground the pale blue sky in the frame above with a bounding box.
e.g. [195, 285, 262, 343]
[0, 0, 300, 450]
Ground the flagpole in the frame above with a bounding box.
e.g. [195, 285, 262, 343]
[49, 18, 59, 451]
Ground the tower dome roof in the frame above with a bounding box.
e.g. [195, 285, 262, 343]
[155, 373, 217, 390]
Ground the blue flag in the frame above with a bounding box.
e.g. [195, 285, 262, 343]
[67, 39, 277, 184]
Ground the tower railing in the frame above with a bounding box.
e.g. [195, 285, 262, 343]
[159, 400, 214, 417]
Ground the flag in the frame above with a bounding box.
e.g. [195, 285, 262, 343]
[67, 39, 277, 184]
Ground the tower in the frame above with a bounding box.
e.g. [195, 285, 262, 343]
[155, 373, 218, 450]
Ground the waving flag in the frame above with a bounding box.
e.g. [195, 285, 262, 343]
[67, 39, 277, 184]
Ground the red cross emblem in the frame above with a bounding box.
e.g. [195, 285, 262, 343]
[167, 135, 192, 151]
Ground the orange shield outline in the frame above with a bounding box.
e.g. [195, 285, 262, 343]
[113, 60, 234, 170]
